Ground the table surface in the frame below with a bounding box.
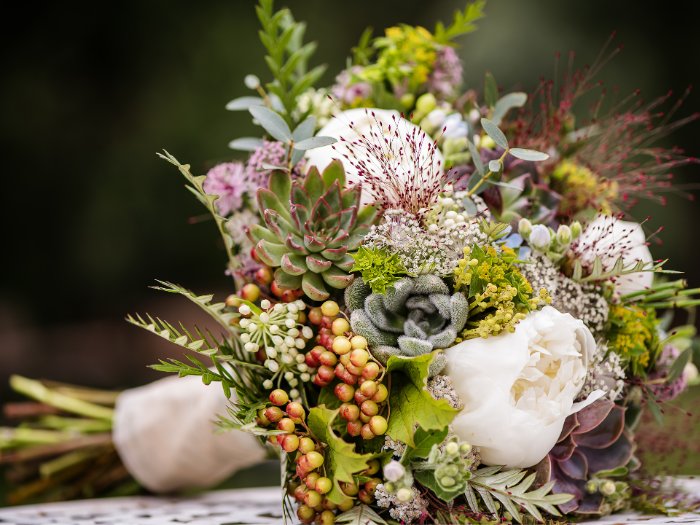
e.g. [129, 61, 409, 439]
[0, 482, 699, 525]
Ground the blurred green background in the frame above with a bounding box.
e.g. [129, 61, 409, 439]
[1, 0, 699, 471]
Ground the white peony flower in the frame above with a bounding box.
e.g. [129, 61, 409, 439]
[445, 306, 601, 468]
[305, 108, 444, 210]
[574, 215, 653, 296]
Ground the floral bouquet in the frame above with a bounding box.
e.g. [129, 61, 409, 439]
[129, 1, 700, 523]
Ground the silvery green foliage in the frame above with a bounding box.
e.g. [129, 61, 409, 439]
[345, 275, 468, 375]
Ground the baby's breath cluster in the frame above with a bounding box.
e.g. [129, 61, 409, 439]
[519, 253, 609, 337]
[375, 461, 428, 524]
[236, 298, 314, 398]
[362, 203, 484, 277]
[580, 343, 626, 401]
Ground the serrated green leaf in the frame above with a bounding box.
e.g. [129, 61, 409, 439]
[385, 354, 457, 447]
[335, 504, 388, 525]
[403, 426, 449, 461]
[307, 406, 373, 505]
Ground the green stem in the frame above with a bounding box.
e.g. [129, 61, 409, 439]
[1, 427, 74, 448]
[39, 448, 102, 479]
[466, 149, 509, 198]
[38, 415, 113, 433]
[10, 375, 114, 421]
[621, 280, 686, 301]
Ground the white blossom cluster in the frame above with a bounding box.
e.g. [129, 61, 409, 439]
[427, 374, 463, 409]
[294, 88, 334, 127]
[374, 484, 428, 523]
[518, 254, 609, 337]
[363, 201, 485, 277]
[237, 299, 314, 399]
[580, 343, 626, 401]
[383, 435, 407, 457]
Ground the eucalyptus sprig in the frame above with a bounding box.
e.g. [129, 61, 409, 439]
[466, 118, 549, 198]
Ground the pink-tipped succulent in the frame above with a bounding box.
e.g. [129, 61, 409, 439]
[537, 399, 636, 515]
[247, 161, 377, 301]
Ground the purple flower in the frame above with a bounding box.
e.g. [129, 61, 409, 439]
[245, 141, 305, 190]
[331, 66, 373, 105]
[428, 46, 463, 100]
[202, 162, 247, 216]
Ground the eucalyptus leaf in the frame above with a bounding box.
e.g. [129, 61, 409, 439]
[225, 96, 265, 111]
[488, 159, 502, 173]
[294, 135, 337, 151]
[509, 147, 549, 162]
[249, 105, 292, 142]
[484, 71, 498, 107]
[667, 347, 692, 383]
[228, 137, 264, 151]
[480, 118, 508, 150]
[491, 92, 527, 125]
[292, 115, 317, 142]
[466, 137, 484, 176]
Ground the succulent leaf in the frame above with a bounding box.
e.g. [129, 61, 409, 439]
[302, 272, 330, 301]
[281, 253, 307, 275]
[251, 161, 377, 300]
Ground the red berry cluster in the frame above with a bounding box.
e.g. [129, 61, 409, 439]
[305, 301, 389, 441]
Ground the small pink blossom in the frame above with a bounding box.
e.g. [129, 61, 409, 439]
[203, 162, 248, 216]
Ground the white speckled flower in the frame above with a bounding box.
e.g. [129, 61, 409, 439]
[573, 215, 653, 296]
[445, 306, 600, 468]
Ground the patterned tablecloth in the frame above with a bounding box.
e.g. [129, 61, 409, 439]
[0, 481, 699, 525]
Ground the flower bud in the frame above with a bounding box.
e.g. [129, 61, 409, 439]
[518, 218, 533, 237]
[445, 441, 459, 455]
[396, 487, 413, 502]
[556, 224, 572, 245]
[383, 460, 406, 482]
[415, 93, 437, 114]
[600, 480, 616, 496]
[529, 224, 551, 250]
[244, 74, 260, 89]
[570, 221, 582, 239]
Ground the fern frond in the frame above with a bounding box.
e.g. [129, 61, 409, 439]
[466, 466, 573, 524]
[126, 313, 222, 356]
[434, 0, 487, 44]
[150, 279, 237, 333]
[157, 151, 240, 279]
[572, 256, 676, 284]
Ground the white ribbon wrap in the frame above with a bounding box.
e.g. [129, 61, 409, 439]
[113, 375, 265, 493]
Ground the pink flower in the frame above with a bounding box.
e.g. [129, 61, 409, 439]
[202, 162, 247, 216]
[428, 46, 463, 99]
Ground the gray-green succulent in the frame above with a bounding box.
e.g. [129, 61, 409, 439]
[345, 274, 469, 375]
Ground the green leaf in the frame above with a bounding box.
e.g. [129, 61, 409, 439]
[249, 105, 292, 142]
[385, 353, 457, 447]
[228, 137, 264, 151]
[491, 92, 527, 125]
[294, 135, 337, 150]
[480, 118, 508, 150]
[269, 170, 292, 202]
[335, 504, 388, 525]
[434, 0, 487, 44]
[226, 96, 265, 111]
[509, 147, 549, 162]
[466, 138, 484, 176]
[292, 115, 316, 141]
[403, 426, 449, 461]
[307, 406, 373, 505]
[484, 72, 498, 108]
[667, 347, 692, 383]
